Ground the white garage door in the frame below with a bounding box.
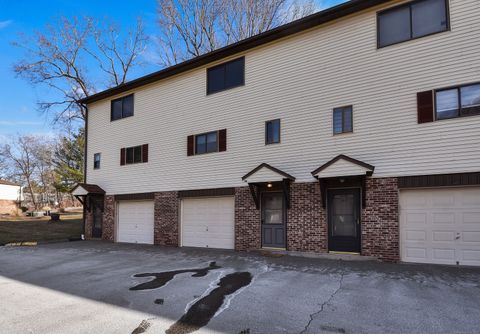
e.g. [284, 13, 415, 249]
[181, 197, 235, 249]
[400, 187, 480, 266]
[117, 200, 154, 244]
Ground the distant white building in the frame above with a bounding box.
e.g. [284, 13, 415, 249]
[0, 180, 23, 215]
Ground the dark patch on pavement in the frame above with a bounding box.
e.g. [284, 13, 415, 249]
[239, 329, 250, 334]
[154, 298, 164, 305]
[130, 262, 220, 291]
[321, 325, 346, 333]
[166, 271, 252, 334]
[131, 319, 151, 334]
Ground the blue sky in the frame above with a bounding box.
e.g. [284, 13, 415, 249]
[0, 0, 345, 138]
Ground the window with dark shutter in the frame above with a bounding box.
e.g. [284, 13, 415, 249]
[188, 130, 226, 156]
[111, 94, 134, 121]
[120, 144, 148, 165]
[207, 57, 245, 95]
[434, 83, 480, 120]
[417, 91, 434, 123]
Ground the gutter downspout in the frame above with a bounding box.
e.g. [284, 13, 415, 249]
[82, 105, 88, 240]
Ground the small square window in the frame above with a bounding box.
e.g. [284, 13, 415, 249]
[265, 119, 281, 145]
[93, 153, 101, 169]
[333, 106, 353, 134]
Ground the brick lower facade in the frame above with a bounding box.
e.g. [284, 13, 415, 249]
[233, 178, 399, 262]
[234, 187, 261, 251]
[287, 182, 327, 253]
[83, 177, 399, 262]
[361, 178, 399, 262]
[0, 199, 18, 215]
[154, 191, 179, 246]
[102, 195, 115, 241]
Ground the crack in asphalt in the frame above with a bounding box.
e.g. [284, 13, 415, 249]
[299, 271, 345, 334]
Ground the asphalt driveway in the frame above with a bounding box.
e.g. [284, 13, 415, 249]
[0, 242, 479, 334]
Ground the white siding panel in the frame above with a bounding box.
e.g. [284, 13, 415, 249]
[0, 185, 22, 201]
[87, 0, 480, 194]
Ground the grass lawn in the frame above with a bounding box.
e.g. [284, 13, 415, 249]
[0, 214, 83, 245]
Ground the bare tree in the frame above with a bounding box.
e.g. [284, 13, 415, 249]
[13, 16, 148, 127]
[156, 0, 316, 66]
[0, 136, 40, 209]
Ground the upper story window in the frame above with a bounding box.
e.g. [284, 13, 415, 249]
[207, 57, 245, 95]
[120, 144, 148, 165]
[187, 129, 227, 156]
[265, 119, 281, 145]
[111, 94, 134, 121]
[377, 0, 448, 48]
[333, 106, 353, 134]
[93, 153, 101, 169]
[196, 131, 218, 154]
[436, 83, 480, 120]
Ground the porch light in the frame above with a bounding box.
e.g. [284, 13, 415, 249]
[267, 182, 273, 188]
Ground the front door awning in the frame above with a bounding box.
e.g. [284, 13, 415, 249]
[311, 154, 374, 179]
[70, 183, 106, 210]
[242, 163, 295, 209]
[311, 155, 375, 209]
[71, 183, 106, 196]
[242, 163, 295, 184]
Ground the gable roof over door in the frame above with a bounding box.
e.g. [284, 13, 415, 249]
[311, 154, 375, 179]
[242, 163, 295, 183]
[79, 0, 392, 105]
[71, 183, 106, 196]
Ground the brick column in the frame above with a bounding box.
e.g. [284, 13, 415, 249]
[234, 187, 261, 251]
[287, 182, 327, 253]
[154, 191, 179, 246]
[102, 195, 115, 241]
[84, 208, 93, 239]
[362, 177, 400, 262]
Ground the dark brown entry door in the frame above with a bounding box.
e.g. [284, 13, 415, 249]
[261, 192, 285, 248]
[328, 188, 361, 253]
[91, 196, 103, 238]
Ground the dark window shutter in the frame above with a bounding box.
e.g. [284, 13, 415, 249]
[219, 129, 227, 152]
[417, 91, 434, 123]
[142, 144, 149, 163]
[120, 148, 126, 165]
[187, 135, 194, 156]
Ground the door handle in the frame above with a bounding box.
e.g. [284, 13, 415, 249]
[356, 218, 360, 225]
[455, 233, 461, 240]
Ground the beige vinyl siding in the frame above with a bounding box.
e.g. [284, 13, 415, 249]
[87, 0, 480, 194]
